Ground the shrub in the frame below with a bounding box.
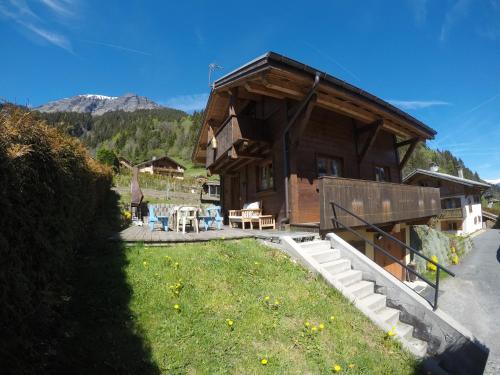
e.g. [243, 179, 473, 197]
[0, 106, 112, 372]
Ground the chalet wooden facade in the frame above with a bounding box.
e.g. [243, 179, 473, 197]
[193, 52, 441, 280]
[404, 167, 490, 235]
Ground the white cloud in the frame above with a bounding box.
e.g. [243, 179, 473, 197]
[81, 40, 152, 56]
[0, 0, 73, 52]
[440, 0, 471, 42]
[165, 93, 209, 112]
[40, 0, 74, 17]
[387, 100, 451, 110]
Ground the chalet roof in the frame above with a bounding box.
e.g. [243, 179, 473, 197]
[135, 155, 186, 170]
[193, 51, 437, 164]
[403, 169, 491, 189]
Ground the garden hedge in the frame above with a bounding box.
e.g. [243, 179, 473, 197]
[0, 106, 112, 372]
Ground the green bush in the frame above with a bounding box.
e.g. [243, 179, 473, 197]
[0, 106, 112, 372]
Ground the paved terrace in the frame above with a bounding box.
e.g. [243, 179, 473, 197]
[113, 225, 318, 244]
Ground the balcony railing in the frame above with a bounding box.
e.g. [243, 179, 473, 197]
[319, 176, 441, 230]
[439, 207, 464, 219]
[206, 115, 269, 170]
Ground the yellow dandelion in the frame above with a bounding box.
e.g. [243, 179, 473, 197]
[226, 319, 234, 327]
[311, 326, 318, 332]
[264, 296, 270, 301]
[319, 323, 325, 330]
[260, 358, 268, 365]
[330, 315, 335, 321]
[304, 321, 310, 328]
[274, 299, 280, 305]
[173, 304, 180, 311]
[254, 261, 260, 265]
[332, 364, 342, 372]
[143, 261, 147, 266]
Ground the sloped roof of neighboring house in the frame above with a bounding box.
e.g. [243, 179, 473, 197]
[403, 169, 491, 189]
[135, 156, 186, 170]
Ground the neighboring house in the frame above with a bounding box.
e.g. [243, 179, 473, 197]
[192, 52, 442, 281]
[403, 166, 491, 235]
[118, 156, 134, 170]
[135, 156, 185, 178]
[200, 180, 221, 203]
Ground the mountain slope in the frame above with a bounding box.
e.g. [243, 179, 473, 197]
[36, 93, 163, 116]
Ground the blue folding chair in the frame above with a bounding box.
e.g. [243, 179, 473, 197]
[148, 204, 158, 231]
[200, 205, 223, 231]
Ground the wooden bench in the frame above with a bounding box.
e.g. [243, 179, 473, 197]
[228, 201, 276, 230]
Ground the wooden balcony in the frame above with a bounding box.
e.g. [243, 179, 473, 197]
[206, 115, 271, 173]
[319, 177, 441, 230]
[439, 208, 464, 219]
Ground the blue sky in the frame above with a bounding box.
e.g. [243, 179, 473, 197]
[1, 0, 499, 180]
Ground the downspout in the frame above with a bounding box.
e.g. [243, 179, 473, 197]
[281, 72, 322, 228]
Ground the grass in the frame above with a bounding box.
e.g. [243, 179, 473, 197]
[55, 238, 422, 374]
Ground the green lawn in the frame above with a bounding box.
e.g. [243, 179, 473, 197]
[54, 239, 421, 374]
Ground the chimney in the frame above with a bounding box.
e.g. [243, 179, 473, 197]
[457, 168, 464, 179]
[429, 163, 439, 172]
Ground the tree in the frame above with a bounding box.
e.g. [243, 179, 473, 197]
[96, 147, 119, 169]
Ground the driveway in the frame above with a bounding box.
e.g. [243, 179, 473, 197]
[438, 229, 500, 374]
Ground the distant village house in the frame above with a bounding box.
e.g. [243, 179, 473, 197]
[404, 165, 490, 235]
[119, 156, 185, 179]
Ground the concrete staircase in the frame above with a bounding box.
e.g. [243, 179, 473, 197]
[299, 240, 429, 357]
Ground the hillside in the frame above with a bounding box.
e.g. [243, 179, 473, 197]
[35, 108, 202, 163]
[402, 142, 481, 181]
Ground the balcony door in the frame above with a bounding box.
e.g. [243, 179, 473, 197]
[374, 231, 406, 281]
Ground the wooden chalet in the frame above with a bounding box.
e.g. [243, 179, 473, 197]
[192, 52, 441, 280]
[136, 156, 185, 178]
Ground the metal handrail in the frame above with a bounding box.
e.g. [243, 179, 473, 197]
[330, 201, 455, 310]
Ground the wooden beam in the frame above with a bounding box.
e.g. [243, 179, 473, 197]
[291, 94, 317, 147]
[357, 119, 383, 163]
[396, 137, 419, 148]
[355, 119, 382, 136]
[244, 81, 285, 99]
[399, 138, 419, 170]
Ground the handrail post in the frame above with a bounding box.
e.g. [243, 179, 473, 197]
[434, 268, 440, 310]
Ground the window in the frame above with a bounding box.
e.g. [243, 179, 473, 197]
[374, 166, 390, 182]
[448, 222, 458, 231]
[473, 195, 481, 204]
[257, 161, 274, 192]
[317, 156, 343, 177]
[441, 197, 461, 209]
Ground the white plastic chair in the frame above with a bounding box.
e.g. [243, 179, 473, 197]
[176, 206, 199, 233]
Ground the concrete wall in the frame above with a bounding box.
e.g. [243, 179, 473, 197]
[326, 232, 489, 375]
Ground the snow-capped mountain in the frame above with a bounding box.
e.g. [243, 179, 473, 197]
[485, 178, 500, 186]
[36, 93, 163, 116]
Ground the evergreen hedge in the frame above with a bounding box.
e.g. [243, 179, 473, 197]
[0, 106, 112, 372]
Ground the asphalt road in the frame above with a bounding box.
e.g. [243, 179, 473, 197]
[439, 229, 500, 374]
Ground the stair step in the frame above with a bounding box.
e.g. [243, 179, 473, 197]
[331, 269, 362, 286]
[405, 336, 428, 357]
[394, 321, 414, 339]
[376, 306, 400, 326]
[345, 280, 374, 299]
[322, 259, 351, 275]
[310, 249, 341, 264]
[359, 293, 387, 311]
[300, 240, 331, 251]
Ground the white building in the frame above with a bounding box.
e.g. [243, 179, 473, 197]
[403, 166, 491, 235]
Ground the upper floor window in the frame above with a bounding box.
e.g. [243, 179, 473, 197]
[317, 156, 343, 177]
[257, 161, 274, 192]
[374, 166, 390, 182]
[441, 197, 461, 209]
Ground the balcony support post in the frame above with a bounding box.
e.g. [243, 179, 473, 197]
[357, 119, 383, 163]
[398, 137, 419, 170]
